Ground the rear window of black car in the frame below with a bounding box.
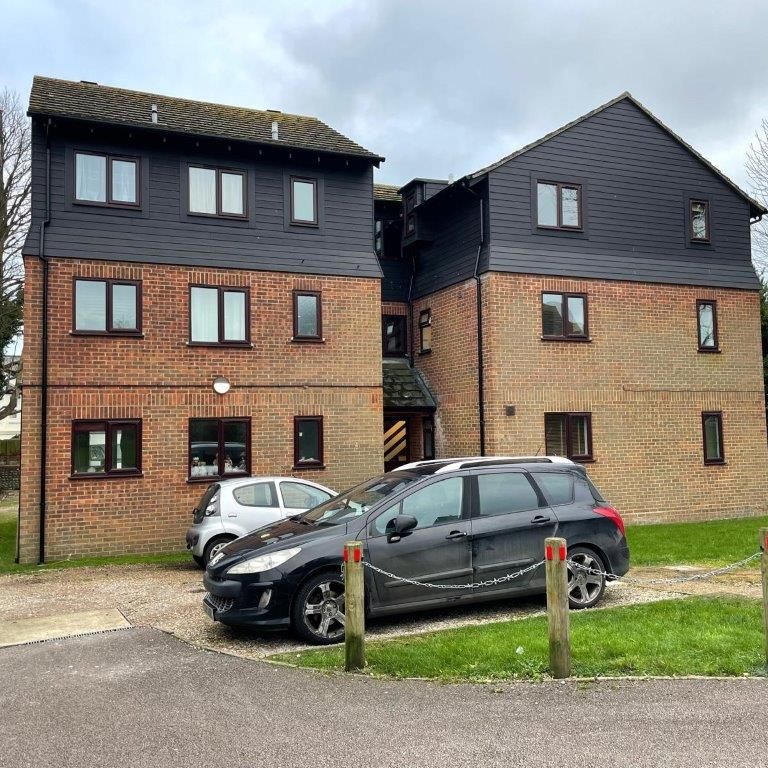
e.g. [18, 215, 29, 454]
[477, 472, 542, 516]
[530, 472, 573, 506]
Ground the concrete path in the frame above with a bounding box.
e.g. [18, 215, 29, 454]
[1, 627, 766, 768]
[0, 608, 129, 647]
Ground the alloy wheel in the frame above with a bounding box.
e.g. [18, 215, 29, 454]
[303, 579, 346, 641]
[567, 551, 604, 607]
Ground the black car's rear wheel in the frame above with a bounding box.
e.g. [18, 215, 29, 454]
[567, 547, 606, 609]
[292, 571, 346, 645]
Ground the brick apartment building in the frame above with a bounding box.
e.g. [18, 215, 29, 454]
[18, 77, 768, 563]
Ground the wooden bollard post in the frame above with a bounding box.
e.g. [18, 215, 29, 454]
[760, 528, 768, 670]
[545, 536, 571, 679]
[343, 541, 365, 672]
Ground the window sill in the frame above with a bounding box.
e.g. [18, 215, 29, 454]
[73, 199, 141, 211]
[536, 225, 583, 233]
[70, 331, 144, 338]
[289, 220, 320, 228]
[186, 341, 254, 349]
[418, 349, 432, 356]
[291, 337, 326, 344]
[704, 460, 727, 466]
[698, 347, 721, 354]
[187, 474, 249, 483]
[541, 336, 592, 343]
[292, 463, 325, 471]
[69, 471, 143, 481]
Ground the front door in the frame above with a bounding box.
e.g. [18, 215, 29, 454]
[365, 475, 473, 609]
[469, 469, 558, 592]
[384, 418, 409, 472]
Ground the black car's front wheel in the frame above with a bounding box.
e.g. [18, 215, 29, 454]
[292, 571, 346, 645]
[567, 547, 606, 609]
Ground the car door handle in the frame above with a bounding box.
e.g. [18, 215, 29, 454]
[530, 515, 552, 525]
[446, 530, 468, 540]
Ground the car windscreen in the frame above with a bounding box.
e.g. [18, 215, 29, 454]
[298, 472, 422, 526]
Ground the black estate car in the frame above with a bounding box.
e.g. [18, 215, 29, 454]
[202, 457, 630, 644]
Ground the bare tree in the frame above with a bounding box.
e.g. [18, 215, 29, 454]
[0, 89, 29, 422]
[747, 118, 768, 275]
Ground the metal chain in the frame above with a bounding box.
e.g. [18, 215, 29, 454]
[361, 559, 545, 590]
[568, 551, 762, 586]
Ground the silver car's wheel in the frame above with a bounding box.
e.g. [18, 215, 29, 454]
[203, 536, 235, 566]
[292, 572, 346, 644]
[567, 548, 606, 609]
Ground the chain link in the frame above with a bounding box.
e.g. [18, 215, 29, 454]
[568, 552, 762, 586]
[361, 558, 545, 590]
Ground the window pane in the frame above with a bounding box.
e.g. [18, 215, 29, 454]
[221, 172, 244, 215]
[545, 414, 567, 456]
[223, 421, 248, 474]
[542, 293, 564, 336]
[478, 473, 540, 516]
[296, 294, 319, 337]
[73, 427, 106, 474]
[292, 180, 316, 223]
[532, 472, 573, 505]
[281, 481, 331, 510]
[698, 303, 715, 347]
[190, 420, 219, 476]
[223, 291, 246, 341]
[704, 415, 722, 461]
[111, 159, 137, 203]
[401, 477, 463, 529]
[537, 183, 557, 226]
[233, 482, 276, 507]
[76, 153, 106, 202]
[190, 287, 219, 342]
[567, 296, 585, 336]
[111, 424, 138, 471]
[189, 167, 217, 214]
[75, 280, 107, 331]
[561, 186, 580, 227]
[296, 419, 321, 464]
[111, 284, 137, 330]
[691, 201, 708, 239]
[570, 415, 590, 457]
[383, 316, 405, 354]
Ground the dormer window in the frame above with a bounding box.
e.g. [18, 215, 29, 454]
[690, 200, 710, 242]
[75, 152, 139, 207]
[188, 166, 246, 218]
[536, 181, 581, 230]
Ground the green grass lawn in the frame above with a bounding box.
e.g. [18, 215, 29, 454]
[274, 597, 766, 681]
[626, 515, 768, 567]
[0, 496, 189, 574]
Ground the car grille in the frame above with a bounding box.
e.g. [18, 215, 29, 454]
[206, 593, 235, 613]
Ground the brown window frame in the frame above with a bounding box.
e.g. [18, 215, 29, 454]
[541, 291, 589, 340]
[72, 277, 143, 336]
[544, 412, 593, 462]
[292, 290, 323, 342]
[536, 181, 582, 231]
[187, 165, 247, 219]
[74, 151, 141, 209]
[690, 199, 710, 243]
[382, 314, 407, 356]
[702, 411, 725, 465]
[289, 176, 319, 226]
[188, 417, 251, 481]
[188, 284, 251, 347]
[70, 419, 142, 479]
[696, 299, 719, 352]
[293, 416, 324, 469]
[419, 308, 432, 354]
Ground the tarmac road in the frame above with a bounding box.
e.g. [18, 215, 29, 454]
[1, 627, 766, 768]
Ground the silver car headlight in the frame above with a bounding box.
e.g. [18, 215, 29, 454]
[226, 547, 302, 575]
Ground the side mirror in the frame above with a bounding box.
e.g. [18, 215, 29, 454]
[387, 514, 418, 542]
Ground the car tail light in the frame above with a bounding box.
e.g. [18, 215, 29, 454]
[205, 492, 220, 517]
[594, 505, 625, 536]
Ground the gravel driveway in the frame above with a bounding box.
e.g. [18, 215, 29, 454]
[0, 559, 722, 659]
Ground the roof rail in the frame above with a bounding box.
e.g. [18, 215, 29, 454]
[394, 456, 575, 473]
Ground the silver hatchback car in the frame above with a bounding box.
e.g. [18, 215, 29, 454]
[185, 476, 336, 566]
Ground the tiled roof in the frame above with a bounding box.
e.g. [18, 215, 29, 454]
[383, 359, 436, 410]
[28, 76, 383, 162]
[374, 183, 401, 202]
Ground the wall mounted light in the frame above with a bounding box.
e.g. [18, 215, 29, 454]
[213, 376, 231, 395]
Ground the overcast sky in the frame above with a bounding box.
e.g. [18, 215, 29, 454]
[2, 0, 768, 193]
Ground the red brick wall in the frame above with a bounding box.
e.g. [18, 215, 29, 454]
[20, 257, 384, 562]
[481, 272, 768, 523]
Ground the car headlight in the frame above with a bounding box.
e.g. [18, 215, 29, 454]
[226, 547, 302, 575]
